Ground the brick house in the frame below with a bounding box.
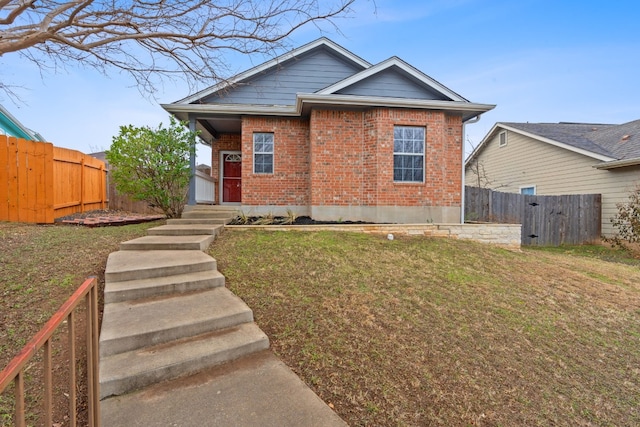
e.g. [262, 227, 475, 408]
[162, 38, 494, 223]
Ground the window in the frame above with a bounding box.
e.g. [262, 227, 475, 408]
[393, 126, 425, 182]
[520, 186, 536, 195]
[499, 131, 507, 147]
[253, 133, 273, 174]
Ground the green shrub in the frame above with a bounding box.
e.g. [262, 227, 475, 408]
[107, 117, 197, 218]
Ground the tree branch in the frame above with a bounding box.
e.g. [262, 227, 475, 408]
[0, 0, 356, 98]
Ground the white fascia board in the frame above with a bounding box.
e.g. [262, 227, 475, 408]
[297, 93, 493, 115]
[174, 38, 371, 105]
[163, 94, 494, 119]
[316, 57, 467, 102]
[465, 122, 503, 166]
[594, 157, 640, 170]
[161, 103, 299, 117]
[466, 123, 616, 166]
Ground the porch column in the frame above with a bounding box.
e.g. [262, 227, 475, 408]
[187, 115, 197, 205]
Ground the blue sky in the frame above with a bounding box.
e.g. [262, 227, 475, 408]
[2, 0, 639, 163]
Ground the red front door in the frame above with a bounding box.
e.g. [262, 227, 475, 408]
[222, 153, 242, 203]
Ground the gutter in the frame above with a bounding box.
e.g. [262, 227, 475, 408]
[162, 95, 496, 121]
[594, 157, 640, 170]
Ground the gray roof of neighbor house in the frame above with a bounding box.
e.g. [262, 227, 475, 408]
[468, 119, 640, 169]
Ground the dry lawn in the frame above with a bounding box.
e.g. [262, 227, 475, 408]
[210, 230, 640, 427]
[0, 220, 161, 426]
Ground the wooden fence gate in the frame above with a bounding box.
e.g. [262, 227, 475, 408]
[465, 186, 601, 246]
[0, 135, 107, 223]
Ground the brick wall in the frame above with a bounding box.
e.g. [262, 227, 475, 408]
[225, 108, 463, 214]
[241, 116, 310, 206]
[309, 108, 463, 208]
[363, 108, 463, 207]
[310, 110, 366, 206]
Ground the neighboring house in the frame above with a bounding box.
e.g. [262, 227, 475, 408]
[0, 104, 45, 141]
[163, 38, 494, 224]
[465, 120, 640, 235]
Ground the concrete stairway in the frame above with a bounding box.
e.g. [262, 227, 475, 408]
[98, 206, 272, 399]
[167, 205, 237, 226]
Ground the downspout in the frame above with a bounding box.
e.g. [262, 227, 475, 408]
[188, 115, 197, 206]
[461, 115, 481, 223]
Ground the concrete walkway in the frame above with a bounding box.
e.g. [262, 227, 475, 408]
[99, 206, 346, 426]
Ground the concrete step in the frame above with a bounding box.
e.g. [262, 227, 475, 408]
[184, 205, 237, 212]
[183, 205, 237, 211]
[104, 269, 225, 303]
[105, 250, 216, 283]
[100, 351, 348, 427]
[182, 210, 235, 219]
[100, 287, 254, 357]
[167, 218, 231, 225]
[147, 224, 223, 236]
[100, 323, 270, 399]
[119, 235, 215, 251]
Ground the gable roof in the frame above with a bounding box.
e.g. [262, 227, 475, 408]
[162, 38, 494, 142]
[317, 56, 467, 102]
[176, 37, 371, 105]
[466, 120, 640, 169]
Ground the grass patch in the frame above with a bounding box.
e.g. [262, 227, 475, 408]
[0, 220, 161, 426]
[210, 231, 640, 427]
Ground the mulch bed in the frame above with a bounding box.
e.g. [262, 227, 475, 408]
[54, 210, 165, 227]
[229, 215, 375, 225]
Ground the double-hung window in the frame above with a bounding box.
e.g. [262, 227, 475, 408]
[394, 126, 425, 182]
[253, 132, 274, 174]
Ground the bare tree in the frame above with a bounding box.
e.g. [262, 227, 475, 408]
[0, 0, 356, 97]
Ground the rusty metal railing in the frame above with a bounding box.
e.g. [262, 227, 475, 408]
[0, 276, 101, 427]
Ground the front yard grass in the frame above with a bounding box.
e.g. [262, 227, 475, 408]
[0, 220, 161, 426]
[211, 231, 640, 427]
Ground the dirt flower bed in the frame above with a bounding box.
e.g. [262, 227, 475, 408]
[229, 215, 374, 226]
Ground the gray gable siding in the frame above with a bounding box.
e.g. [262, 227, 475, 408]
[335, 67, 449, 100]
[201, 48, 363, 106]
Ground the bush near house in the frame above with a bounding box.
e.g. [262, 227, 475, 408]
[107, 117, 197, 219]
[610, 184, 640, 249]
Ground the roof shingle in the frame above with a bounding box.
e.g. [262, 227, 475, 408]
[501, 120, 640, 160]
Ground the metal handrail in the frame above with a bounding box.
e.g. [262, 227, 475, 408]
[0, 276, 101, 427]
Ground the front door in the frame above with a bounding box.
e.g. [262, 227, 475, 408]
[221, 152, 242, 203]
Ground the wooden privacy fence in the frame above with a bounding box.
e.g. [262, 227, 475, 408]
[0, 135, 107, 223]
[465, 186, 601, 246]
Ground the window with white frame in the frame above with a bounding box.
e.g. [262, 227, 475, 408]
[499, 131, 507, 147]
[393, 126, 425, 182]
[520, 186, 536, 195]
[253, 132, 274, 174]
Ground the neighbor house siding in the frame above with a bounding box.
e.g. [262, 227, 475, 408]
[465, 130, 640, 235]
[203, 49, 363, 106]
